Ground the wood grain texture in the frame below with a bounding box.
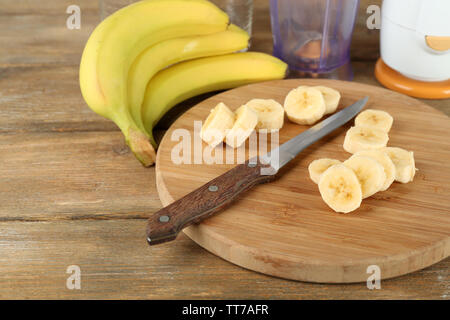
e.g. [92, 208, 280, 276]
[0, 219, 447, 299]
[156, 79, 450, 283]
[0, 65, 116, 133]
[350, 0, 381, 61]
[0, 131, 159, 221]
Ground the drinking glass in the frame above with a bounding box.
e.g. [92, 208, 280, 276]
[270, 0, 360, 79]
[210, 0, 253, 37]
[99, 0, 135, 20]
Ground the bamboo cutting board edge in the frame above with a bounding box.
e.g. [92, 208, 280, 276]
[155, 79, 450, 283]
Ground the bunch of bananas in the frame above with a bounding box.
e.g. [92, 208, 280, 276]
[79, 0, 287, 166]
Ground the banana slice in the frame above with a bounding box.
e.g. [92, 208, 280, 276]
[343, 155, 386, 198]
[355, 109, 394, 133]
[384, 147, 416, 183]
[343, 126, 389, 154]
[313, 86, 341, 115]
[225, 105, 258, 148]
[355, 149, 396, 191]
[200, 102, 235, 148]
[284, 86, 326, 125]
[318, 164, 363, 213]
[245, 99, 284, 131]
[308, 158, 341, 184]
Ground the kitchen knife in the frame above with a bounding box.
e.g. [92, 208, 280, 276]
[146, 97, 368, 245]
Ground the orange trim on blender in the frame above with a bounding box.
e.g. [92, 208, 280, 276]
[375, 58, 450, 100]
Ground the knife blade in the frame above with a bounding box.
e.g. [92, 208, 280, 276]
[261, 96, 368, 172]
[146, 97, 368, 245]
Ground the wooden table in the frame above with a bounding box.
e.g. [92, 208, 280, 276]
[0, 0, 448, 299]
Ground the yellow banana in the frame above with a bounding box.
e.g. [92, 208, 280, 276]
[142, 52, 288, 146]
[308, 158, 342, 184]
[128, 24, 249, 133]
[318, 164, 363, 213]
[284, 86, 326, 125]
[245, 99, 285, 131]
[355, 109, 393, 133]
[79, 0, 229, 166]
[200, 102, 235, 148]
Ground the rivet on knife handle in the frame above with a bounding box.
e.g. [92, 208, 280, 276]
[146, 159, 276, 245]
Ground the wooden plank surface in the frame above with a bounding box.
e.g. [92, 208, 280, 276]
[0, 0, 98, 66]
[0, 132, 158, 221]
[0, 220, 448, 299]
[0, 0, 448, 299]
[0, 65, 116, 133]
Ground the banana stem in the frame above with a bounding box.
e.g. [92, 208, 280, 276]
[113, 111, 157, 167]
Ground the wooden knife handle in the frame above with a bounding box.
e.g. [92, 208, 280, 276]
[146, 159, 276, 245]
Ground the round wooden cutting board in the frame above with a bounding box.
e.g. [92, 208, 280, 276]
[155, 79, 450, 283]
